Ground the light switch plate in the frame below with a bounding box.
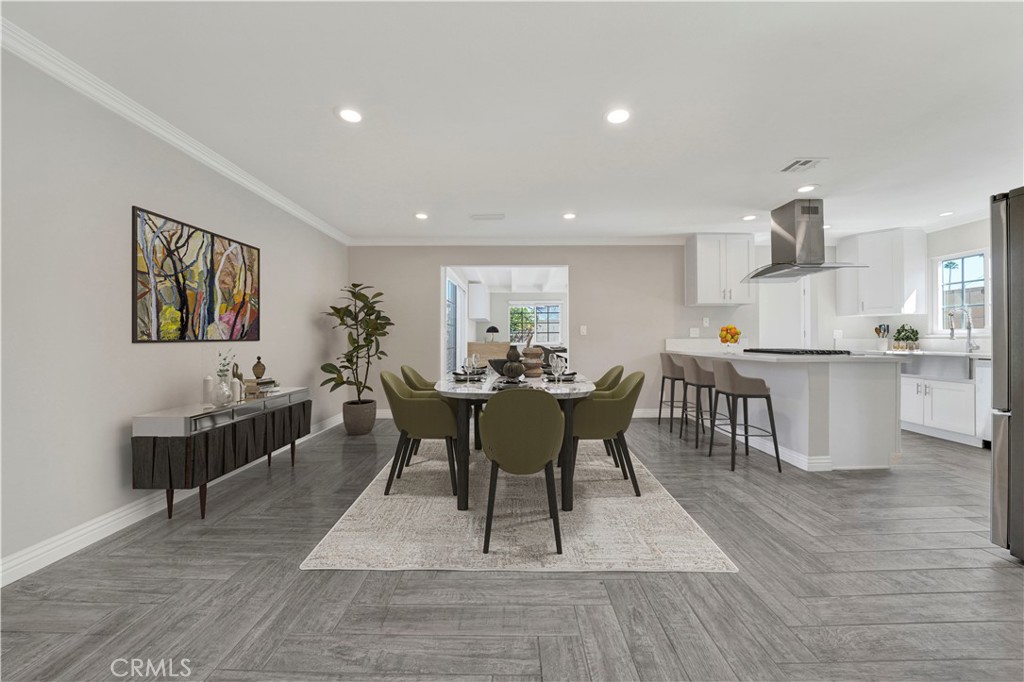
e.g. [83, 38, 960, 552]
[702, 317, 710, 327]
[689, 327, 700, 338]
[579, 325, 587, 336]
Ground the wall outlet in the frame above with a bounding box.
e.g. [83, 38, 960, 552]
[579, 325, 587, 336]
[702, 317, 710, 327]
[689, 327, 700, 338]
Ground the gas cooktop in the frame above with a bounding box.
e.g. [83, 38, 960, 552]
[744, 348, 852, 355]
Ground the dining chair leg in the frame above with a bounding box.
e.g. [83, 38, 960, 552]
[384, 431, 408, 495]
[766, 396, 782, 473]
[405, 439, 419, 467]
[668, 379, 676, 433]
[483, 461, 499, 554]
[729, 395, 739, 471]
[743, 398, 750, 457]
[658, 377, 666, 425]
[616, 432, 641, 497]
[708, 390, 720, 456]
[544, 461, 563, 554]
[396, 436, 413, 479]
[604, 439, 620, 468]
[612, 437, 629, 479]
[444, 437, 458, 496]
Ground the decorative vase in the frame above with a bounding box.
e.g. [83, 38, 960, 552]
[503, 346, 525, 380]
[252, 356, 266, 379]
[212, 375, 234, 407]
[521, 346, 543, 378]
[343, 399, 376, 435]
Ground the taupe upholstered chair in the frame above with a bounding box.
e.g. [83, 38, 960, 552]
[479, 389, 564, 554]
[658, 353, 688, 434]
[708, 360, 782, 473]
[380, 371, 459, 496]
[676, 355, 717, 447]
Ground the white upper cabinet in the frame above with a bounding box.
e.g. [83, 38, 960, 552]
[467, 282, 491, 321]
[685, 234, 755, 306]
[836, 228, 927, 316]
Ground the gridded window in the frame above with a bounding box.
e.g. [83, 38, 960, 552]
[445, 280, 458, 372]
[939, 253, 986, 331]
[509, 303, 561, 344]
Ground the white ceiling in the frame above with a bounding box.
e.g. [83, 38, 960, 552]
[450, 266, 569, 293]
[3, 1, 1022, 245]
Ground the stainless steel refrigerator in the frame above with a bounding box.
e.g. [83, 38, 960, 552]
[991, 186, 1023, 558]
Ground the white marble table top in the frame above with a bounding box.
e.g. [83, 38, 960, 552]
[435, 373, 596, 400]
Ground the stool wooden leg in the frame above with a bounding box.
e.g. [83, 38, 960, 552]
[658, 377, 666, 426]
[694, 387, 703, 448]
[682, 382, 689, 428]
[729, 395, 739, 471]
[766, 396, 782, 472]
[708, 390, 720, 456]
[702, 387, 711, 434]
[743, 397, 750, 457]
[668, 379, 676, 433]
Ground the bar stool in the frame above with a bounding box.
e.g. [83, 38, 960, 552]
[676, 355, 718, 447]
[708, 360, 781, 473]
[658, 353, 688, 433]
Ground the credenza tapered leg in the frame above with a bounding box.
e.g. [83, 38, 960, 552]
[199, 484, 207, 519]
[290, 441, 296, 467]
[165, 489, 174, 519]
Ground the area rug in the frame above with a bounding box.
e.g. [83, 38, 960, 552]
[301, 440, 737, 572]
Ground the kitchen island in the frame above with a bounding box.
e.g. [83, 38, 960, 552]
[666, 342, 905, 471]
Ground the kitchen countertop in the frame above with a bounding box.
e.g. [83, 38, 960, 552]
[861, 350, 992, 360]
[669, 350, 905, 364]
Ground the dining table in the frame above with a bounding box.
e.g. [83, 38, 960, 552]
[435, 372, 596, 512]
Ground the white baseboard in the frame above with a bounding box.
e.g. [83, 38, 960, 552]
[0, 413, 344, 587]
[901, 421, 984, 448]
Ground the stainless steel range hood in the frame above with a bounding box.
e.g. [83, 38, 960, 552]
[742, 199, 865, 282]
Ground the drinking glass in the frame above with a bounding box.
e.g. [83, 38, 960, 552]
[470, 353, 480, 371]
[551, 356, 566, 384]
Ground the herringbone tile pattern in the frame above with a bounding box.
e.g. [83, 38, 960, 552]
[2, 419, 1022, 681]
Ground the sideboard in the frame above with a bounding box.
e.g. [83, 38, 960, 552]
[132, 387, 312, 519]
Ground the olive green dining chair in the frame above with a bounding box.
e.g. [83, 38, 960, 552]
[592, 365, 624, 392]
[590, 365, 625, 466]
[380, 371, 458, 496]
[572, 371, 646, 497]
[402, 364, 484, 453]
[479, 389, 565, 555]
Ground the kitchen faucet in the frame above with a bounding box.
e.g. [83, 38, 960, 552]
[948, 306, 981, 352]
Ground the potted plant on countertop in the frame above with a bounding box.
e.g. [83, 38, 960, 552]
[893, 324, 920, 351]
[321, 283, 394, 435]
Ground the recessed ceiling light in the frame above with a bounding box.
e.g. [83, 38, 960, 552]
[939, 211, 954, 217]
[336, 108, 362, 123]
[796, 184, 818, 193]
[415, 213, 428, 220]
[823, 224, 832, 229]
[606, 109, 630, 124]
[562, 213, 577, 220]
[742, 215, 757, 221]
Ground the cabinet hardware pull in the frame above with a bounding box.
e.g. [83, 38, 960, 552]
[924, 384, 930, 396]
[916, 383, 921, 395]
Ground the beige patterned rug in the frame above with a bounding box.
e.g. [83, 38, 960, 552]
[301, 440, 737, 572]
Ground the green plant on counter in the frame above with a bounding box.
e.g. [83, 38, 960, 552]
[893, 324, 919, 342]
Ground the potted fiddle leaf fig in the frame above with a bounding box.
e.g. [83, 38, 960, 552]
[321, 283, 394, 435]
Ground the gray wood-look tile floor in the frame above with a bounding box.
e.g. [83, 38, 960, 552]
[3, 419, 1023, 681]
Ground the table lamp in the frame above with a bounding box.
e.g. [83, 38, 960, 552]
[486, 325, 499, 343]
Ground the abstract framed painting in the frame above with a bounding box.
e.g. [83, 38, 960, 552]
[133, 207, 260, 342]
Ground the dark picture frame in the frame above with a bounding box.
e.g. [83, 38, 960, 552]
[133, 206, 260, 342]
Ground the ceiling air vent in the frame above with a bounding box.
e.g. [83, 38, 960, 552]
[779, 158, 826, 173]
[470, 213, 506, 221]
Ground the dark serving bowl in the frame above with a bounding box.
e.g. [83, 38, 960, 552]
[488, 359, 507, 374]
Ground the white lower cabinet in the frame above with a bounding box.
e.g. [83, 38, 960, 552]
[900, 377, 976, 436]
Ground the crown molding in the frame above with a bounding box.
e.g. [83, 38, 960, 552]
[347, 235, 689, 247]
[1, 18, 351, 245]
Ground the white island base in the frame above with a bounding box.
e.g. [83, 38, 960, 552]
[667, 346, 904, 471]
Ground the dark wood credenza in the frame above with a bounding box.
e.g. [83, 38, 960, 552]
[132, 388, 312, 519]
